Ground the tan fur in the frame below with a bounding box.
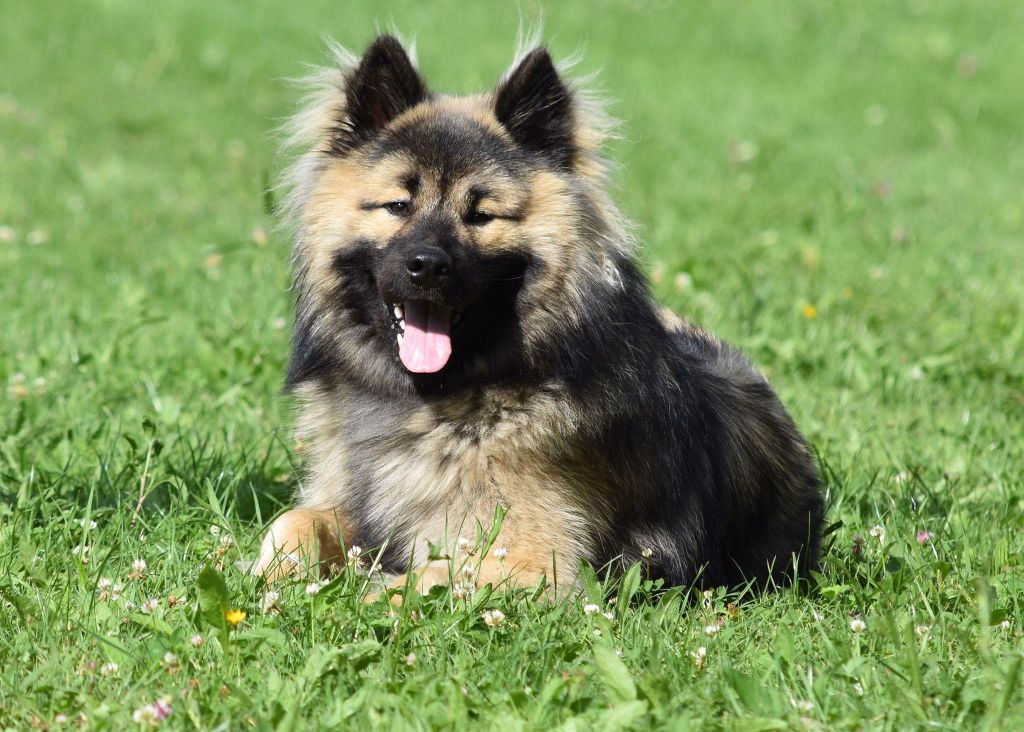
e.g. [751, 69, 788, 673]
[259, 40, 626, 592]
[288, 381, 610, 595]
[253, 37, 824, 596]
[251, 507, 353, 580]
[381, 548, 555, 605]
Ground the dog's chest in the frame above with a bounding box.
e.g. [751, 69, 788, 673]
[351, 386, 574, 516]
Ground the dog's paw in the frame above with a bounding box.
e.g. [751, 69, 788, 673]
[365, 561, 452, 605]
[370, 555, 551, 605]
[250, 508, 349, 581]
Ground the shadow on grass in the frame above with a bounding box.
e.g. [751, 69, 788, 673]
[0, 429, 301, 530]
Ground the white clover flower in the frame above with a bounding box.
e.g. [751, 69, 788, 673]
[305, 582, 322, 597]
[692, 646, 708, 669]
[97, 578, 113, 591]
[405, 652, 416, 666]
[110, 583, 123, 601]
[640, 548, 653, 559]
[99, 662, 119, 676]
[133, 705, 157, 725]
[190, 634, 204, 648]
[140, 598, 160, 614]
[850, 617, 867, 633]
[482, 609, 506, 627]
[852, 682, 864, 697]
[914, 625, 929, 638]
[460, 564, 476, 580]
[457, 536, 471, 553]
[219, 535, 234, 547]
[704, 624, 720, 636]
[209, 525, 221, 535]
[129, 559, 147, 580]
[452, 581, 475, 601]
[162, 652, 179, 667]
[123, 599, 137, 611]
[794, 700, 815, 713]
[603, 612, 615, 621]
[72, 545, 89, 556]
[583, 603, 600, 616]
[346, 545, 364, 569]
[492, 546, 508, 561]
[869, 525, 886, 544]
[79, 519, 97, 530]
[259, 590, 281, 614]
[1001, 619, 1012, 632]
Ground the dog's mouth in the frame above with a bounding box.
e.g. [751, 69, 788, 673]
[386, 300, 463, 373]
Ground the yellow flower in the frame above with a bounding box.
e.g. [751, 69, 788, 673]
[225, 609, 246, 626]
[802, 304, 818, 319]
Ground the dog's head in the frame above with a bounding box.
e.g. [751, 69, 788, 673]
[284, 36, 634, 395]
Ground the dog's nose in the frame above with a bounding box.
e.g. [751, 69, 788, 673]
[405, 247, 452, 289]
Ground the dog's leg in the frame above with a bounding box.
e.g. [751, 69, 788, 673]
[251, 507, 352, 581]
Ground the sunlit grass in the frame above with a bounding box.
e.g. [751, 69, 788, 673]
[2, 0, 1023, 727]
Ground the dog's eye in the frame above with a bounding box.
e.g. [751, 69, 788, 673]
[384, 201, 411, 217]
[466, 210, 495, 226]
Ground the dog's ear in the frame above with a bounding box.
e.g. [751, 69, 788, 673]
[494, 48, 575, 168]
[335, 35, 429, 152]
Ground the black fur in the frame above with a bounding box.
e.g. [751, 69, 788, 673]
[494, 48, 576, 169]
[286, 37, 824, 591]
[329, 36, 430, 155]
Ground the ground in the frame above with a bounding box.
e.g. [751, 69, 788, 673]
[2, 0, 1023, 729]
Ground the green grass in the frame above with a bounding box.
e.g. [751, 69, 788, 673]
[2, 0, 1023, 728]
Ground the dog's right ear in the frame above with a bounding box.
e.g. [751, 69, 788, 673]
[333, 36, 429, 153]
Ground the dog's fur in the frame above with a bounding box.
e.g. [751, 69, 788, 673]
[253, 35, 824, 594]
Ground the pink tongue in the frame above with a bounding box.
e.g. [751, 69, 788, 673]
[400, 300, 452, 373]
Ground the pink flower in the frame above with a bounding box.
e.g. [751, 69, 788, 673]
[133, 698, 172, 725]
[916, 530, 933, 544]
[153, 698, 172, 720]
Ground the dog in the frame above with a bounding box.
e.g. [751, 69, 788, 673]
[252, 35, 825, 596]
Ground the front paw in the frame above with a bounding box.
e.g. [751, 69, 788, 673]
[375, 554, 551, 605]
[250, 508, 349, 581]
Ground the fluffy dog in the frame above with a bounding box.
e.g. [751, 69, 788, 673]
[252, 35, 824, 595]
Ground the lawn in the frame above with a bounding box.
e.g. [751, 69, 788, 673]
[2, 0, 1023, 728]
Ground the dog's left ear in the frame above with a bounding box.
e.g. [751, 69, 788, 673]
[494, 48, 575, 168]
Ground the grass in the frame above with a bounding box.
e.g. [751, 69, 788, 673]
[2, 0, 1023, 728]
